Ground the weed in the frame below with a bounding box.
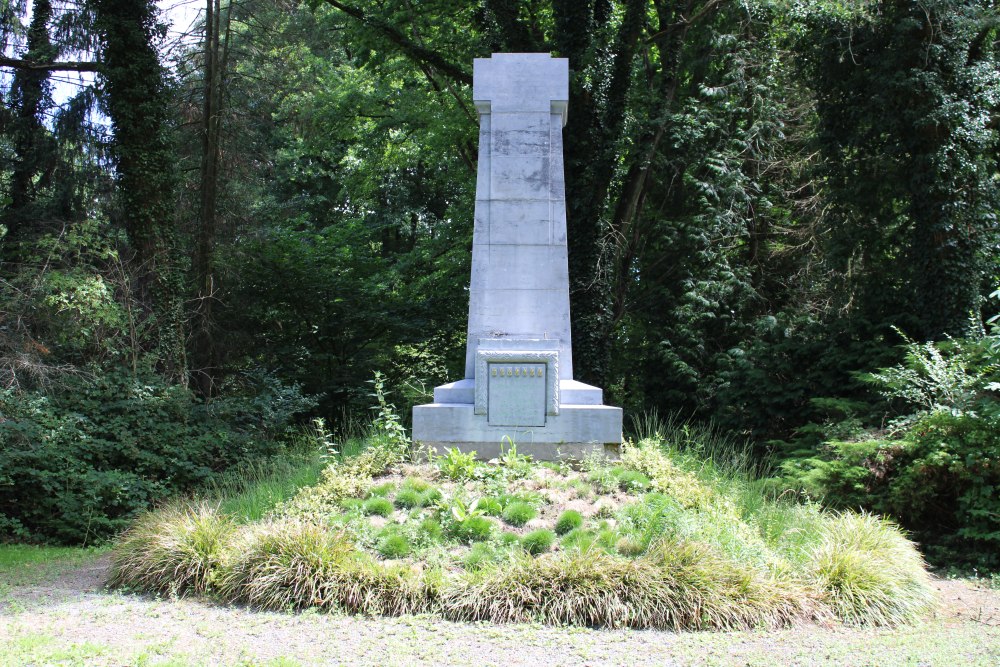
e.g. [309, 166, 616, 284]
[438, 448, 479, 480]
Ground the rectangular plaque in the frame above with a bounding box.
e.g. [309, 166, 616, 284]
[487, 362, 546, 426]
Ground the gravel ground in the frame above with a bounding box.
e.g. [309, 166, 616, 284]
[2, 555, 999, 667]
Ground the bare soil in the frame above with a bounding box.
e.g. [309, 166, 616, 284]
[2, 555, 998, 666]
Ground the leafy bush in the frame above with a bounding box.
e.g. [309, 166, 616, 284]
[777, 332, 1000, 566]
[554, 510, 584, 536]
[0, 370, 307, 544]
[437, 447, 479, 480]
[501, 501, 537, 527]
[521, 529, 556, 555]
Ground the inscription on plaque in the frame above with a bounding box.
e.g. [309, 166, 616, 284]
[487, 362, 546, 426]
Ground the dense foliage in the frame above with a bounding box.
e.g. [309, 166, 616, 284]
[1, 0, 998, 557]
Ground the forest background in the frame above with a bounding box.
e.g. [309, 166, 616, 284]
[0, 0, 998, 568]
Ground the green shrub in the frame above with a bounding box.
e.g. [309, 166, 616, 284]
[438, 447, 479, 480]
[108, 502, 233, 596]
[501, 501, 537, 527]
[393, 489, 423, 509]
[521, 529, 556, 555]
[0, 372, 306, 544]
[781, 409, 1000, 567]
[554, 510, 584, 535]
[377, 533, 412, 559]
[362, 497, 394, 517]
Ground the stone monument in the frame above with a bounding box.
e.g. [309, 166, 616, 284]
[412, 53, 622, 460]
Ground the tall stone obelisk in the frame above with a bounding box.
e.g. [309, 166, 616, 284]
[412, 53, 622, 460]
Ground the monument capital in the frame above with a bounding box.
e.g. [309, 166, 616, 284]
[473, 53, 569, 125]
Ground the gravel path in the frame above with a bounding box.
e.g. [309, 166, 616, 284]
[2, 556, 999, 666]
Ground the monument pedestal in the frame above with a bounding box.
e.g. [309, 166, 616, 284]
[411, 54, 622, 460]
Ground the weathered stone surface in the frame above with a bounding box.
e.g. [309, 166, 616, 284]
[412, 53, 622, 459]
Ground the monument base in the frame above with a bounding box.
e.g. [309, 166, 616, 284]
[412, 382, 623, 462]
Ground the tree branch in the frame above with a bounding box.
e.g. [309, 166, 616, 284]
[322, 0, 472, 85]
[0, 56, 100, 72]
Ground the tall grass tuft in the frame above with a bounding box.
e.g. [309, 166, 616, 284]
[108, 502, 233, 596]
[217, 518, 434, 615]
[442, 540, 817, 630]
[808, 512, 935, 626]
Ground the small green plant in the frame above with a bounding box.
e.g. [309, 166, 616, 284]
[554, 510, 584, 536]
[453, 516, 494, 543]
[419, 518, 443, 542]
[400, 477, 431, 493]
[615, 536, 645, 557]
[419, 488, 443, 507]
[521, 529, 556, 555]
[362, 497, 394, 517]
[560, 528, 597, 551]
[438, 447, 480, 480]
[368, 482, 395, 498]
[501, 501, 537, 527]
[449, 497, 486, 523]
[393, 489, 424, 509]
[498, 436, 533, 470]
[478, 497, 504, 516]
[614, 469, 651, 492]
[369, 371, 409, 451]
[377, 533, 412, 559]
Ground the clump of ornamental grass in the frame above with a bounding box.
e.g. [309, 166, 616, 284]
[451, 516, 494, 543]
[560, 528, 597, 551]
[217, 519, 433, 615]
[808, 512, 935, 626]
[554, 510, 584, 535]
[108, 502, 233, 596]
[441, 540, 816, 630]
[362, 497, 394, 517]
[521, 529, 556, 555]
[393, 488, 423, 510]
[377, 533, 412, 559]
[501, 501, 537, 527]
